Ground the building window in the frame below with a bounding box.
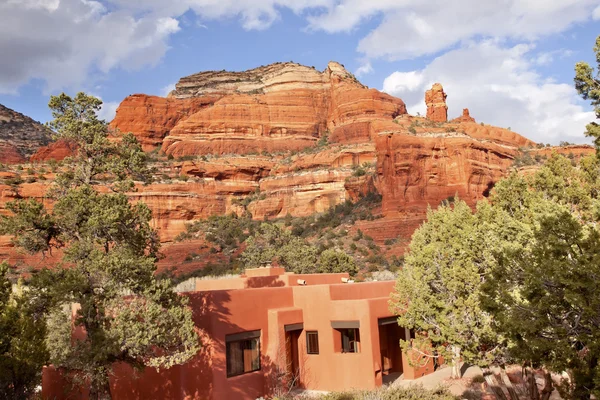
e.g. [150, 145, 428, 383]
[306, 331, 319, 354]
[340, 328, 360, 353]
[226, 330, 261, 377]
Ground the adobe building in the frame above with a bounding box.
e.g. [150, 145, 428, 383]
[42, 266, 435, 399]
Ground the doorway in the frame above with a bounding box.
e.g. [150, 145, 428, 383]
[378, 317, 406, 384]
[285, 328, 301, 388]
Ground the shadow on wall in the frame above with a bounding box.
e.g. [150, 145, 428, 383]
[245, 276, 285, 289]
[46, 289, 302, 399]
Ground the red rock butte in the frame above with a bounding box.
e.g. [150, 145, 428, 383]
[110, 62, 407, 155]
[3, 61, 591, 274]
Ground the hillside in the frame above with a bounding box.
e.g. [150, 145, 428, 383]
[0, 61, 595, 278]
[0, 103, 52, 163]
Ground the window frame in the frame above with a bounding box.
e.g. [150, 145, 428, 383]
[306, 331, 319, 355]
[225, 330, 261, 378]
[339, 328, 360, 354]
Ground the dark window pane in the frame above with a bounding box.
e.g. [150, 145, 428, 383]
[226, 333, 261, 377]
[340, 328, 360, 353]
[306, 331, 319, 354]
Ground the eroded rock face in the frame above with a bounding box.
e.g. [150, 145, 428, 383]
[425, 83, 448, 123]
[0, 66, 571, 275]
[0, 103, 52, 162]
[0, 142, 26, 164]
[374, 118, 534, 217]
[30, 139, 76, 162]
[109, 95, 220, 151]
[111, 61, 407, 156]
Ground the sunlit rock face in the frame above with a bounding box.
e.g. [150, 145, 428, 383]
[112, 61, 407, 156]
[1, 62, 574, 275]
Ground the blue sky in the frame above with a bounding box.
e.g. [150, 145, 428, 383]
[0, 0, 599, 144]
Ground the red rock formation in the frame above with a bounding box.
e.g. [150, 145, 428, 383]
[451, 108, 475, 123]
[111, 62, 407, 157]
[0, 142, 26, 164]
[0, 103, 52, 160]
[110, 95, 220, 151]
[0, 63, 552, 276]
[425, 83, 448, 122]
[30, 139, 76, 162]
[248, 169, 353, 220]
[531, 144, 595, 160]
[162, 89, 330, 157]
[374, 119, 533, 218]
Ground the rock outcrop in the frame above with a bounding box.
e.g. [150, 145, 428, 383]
[109, 95, 220, 151]
[112, 62, 406, 156]
[425, 83, 448, 122]
[0, 103, 52, 163]
[452, 108, 476, 123]
[0, 64, 581, 275]
[30, 139, 76, 162]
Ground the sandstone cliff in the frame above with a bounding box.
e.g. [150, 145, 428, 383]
[111, 62, 406, 156]
[0, 62, 585, 276]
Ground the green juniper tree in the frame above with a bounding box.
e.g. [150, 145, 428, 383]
[390, 200, 500, 379]
[574, 34, 600, 147]
[481, 155, 600, 399]
[0, 93, 198, 400]
[0, 262, 48, 400]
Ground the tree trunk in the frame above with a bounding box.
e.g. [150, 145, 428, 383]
[89, 375, 112, 400]
[540, 371, 554, 400]
[528, 368, 539, 400]
[450, 345, 462, 379]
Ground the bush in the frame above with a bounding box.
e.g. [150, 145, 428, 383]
[318, 249, 358, 275]
[318, 385, 457, 400]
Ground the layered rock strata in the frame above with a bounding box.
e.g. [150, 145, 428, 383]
[111, 62, 407, 156]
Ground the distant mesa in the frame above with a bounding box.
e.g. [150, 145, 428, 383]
[110, 61, 407, 155]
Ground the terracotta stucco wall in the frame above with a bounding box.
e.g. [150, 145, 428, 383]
[43, 280, 433, 400]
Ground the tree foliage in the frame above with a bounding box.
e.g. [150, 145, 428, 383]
[241, 222, 359, 275]
[47, 92, 151, 192]
[392, 154, 600, 396]
[574, 35, 600, 147]
[481, 154, 600, 399]
[318, 249, 358, 275]
[0, 93, 198, 400]
[390, 200, 499, 378]
[0, 263, 48, 400]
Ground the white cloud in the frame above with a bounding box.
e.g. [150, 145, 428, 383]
[0, 0, 179, 94]
[355, 62, 373, 78]
[1, 0, 598, 144]
[306, 0, 599, 60]
[382, 40, 595, 144]
[534, 49, 574, 66]
[161, 83, 177, 97]
[98, 101, 119, 122]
